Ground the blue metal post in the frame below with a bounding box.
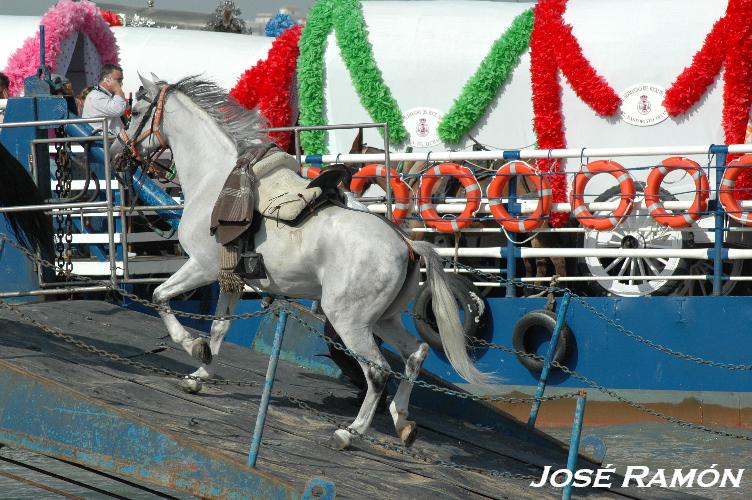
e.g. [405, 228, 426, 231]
[562, 390, 587, 500]
[528, 292, 571, 427]
[248, 310, 288, 467]
[504, 150, 520, 297]
[39, 26, 45, 71]
[711, 145, 728, 296]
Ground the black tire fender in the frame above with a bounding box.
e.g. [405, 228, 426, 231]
[413, 273, 487, 354]
[512, 309, 571, 372]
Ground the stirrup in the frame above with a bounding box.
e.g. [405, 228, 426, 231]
[235, 251, 267, 280]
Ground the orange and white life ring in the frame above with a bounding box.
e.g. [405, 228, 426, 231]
[349, 164, 411, 224]
[720, 154, 752, 226]
[571, 160, 635, 231]
[646, 157, 708, 228]
[300, 165, 321, 179]
[418, 163, 481, 233]
[487, 161, 551, 233]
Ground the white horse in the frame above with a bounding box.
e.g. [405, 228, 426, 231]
[112, 74, 491, 449]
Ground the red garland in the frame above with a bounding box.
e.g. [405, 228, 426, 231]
[532, 0, 752, 209]
[230, 26, 302, 150]
[99, 9, 123, 27]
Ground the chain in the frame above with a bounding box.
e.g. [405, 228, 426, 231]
[446, 259, 752, 371]
[0, 298, 264, 388]
[287, 311, 577, 404]
[53, 128, 74, 278]
[281, 393, 539, 482]
[0, 232, 274, 322]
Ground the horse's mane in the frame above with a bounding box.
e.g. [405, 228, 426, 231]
[167, 75, 269, 154]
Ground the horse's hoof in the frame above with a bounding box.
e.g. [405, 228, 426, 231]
[190, 339, 212, 364]
[179, 377, 203, 394]
[331, 429, 352, 450]
[399, 421, 418, 448]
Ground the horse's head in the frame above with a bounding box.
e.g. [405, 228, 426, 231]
[114, 73, 171, 168]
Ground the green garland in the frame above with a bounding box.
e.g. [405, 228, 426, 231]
[297, 1, 534, 153]
[297, 0, 408, 154]
[438, 9, 534, 144]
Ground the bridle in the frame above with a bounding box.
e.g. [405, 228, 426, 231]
[118, 84, 172, 177]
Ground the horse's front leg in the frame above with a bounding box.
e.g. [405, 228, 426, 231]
[181, 290, 242, 394]
[153, 258, 216, 363]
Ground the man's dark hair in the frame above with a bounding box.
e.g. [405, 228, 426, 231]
[98, 64, 123, 83]
[0, 72, 9, 88]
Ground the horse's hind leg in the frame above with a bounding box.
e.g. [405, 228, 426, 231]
[180, 290, 242, 394]
[153, 258, 217, 363]
[375, 315, 428, 447]
[325, 322, 390, 450]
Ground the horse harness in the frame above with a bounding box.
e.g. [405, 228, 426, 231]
[118, 85, 173, 181]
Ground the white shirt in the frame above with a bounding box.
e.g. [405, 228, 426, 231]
[81, 85, 127, 136]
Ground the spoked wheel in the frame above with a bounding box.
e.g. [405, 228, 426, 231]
[673, 258, 744, 296]
[580, 183, 686, 297]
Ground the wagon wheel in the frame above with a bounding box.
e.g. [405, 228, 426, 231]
[673, 258, 744, 296]
[579, 182, 686, 297]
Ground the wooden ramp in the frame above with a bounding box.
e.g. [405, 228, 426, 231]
[0, 300, 697, 499]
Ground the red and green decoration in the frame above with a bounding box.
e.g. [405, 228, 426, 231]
[231, 25, 303, 150]
[531, 0, 752, 221]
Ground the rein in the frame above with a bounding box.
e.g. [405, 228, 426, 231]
[118, 85, 172, 180]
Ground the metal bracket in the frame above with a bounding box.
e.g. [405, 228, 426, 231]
[302, 478, 336, 500]
[581, 434, 607, 463]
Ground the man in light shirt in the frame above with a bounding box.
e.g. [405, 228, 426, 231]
[82, 64, 127, 137]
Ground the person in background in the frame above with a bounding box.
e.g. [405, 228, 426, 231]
[76, 86, 95, 116]
[0, 72, 9, 123]
[0, 72, 9, 99]
[82, 64, 126, 137]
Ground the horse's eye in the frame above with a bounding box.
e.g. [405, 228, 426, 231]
[131, 111, 140, 117]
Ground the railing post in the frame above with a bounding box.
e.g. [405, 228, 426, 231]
[562, 390, 587, 500]
[528, 291, 571, 427]
[248, 310, 288, 467]
[503, 150, 520, 297]
[711, 144, 728, 296]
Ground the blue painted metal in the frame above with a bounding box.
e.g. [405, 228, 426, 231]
[581, 434, 607, 463]
[0, 358, 301, 498]
[249, 311, 288, 468]
[302, 478, 336, 500]
[412, 295, 752, 393]
[252, 302, 342, 379]
[64, 122, 182, 230]
[562, 391, 587, 500]
[711, 144, 728, 296]
[503, 150, 521, 297]
[528, 292, 572, 427]
[0, 220, 38, 301]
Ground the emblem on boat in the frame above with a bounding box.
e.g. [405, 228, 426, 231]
[402, 107, 444, 148]
[619, 84, 668, 126]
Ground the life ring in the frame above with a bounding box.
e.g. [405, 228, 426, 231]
[487, 161, 551, 233]
[571, 160, 635, 231]
[300, 165, 321, 179]
[645, 157, 708, 228]
[512, 309, 571, 372]
[349, 164, 411, 224]
[418, 163, 481, 233]
[720, 154, 752, 226]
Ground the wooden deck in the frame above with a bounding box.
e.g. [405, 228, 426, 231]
[0, 300, 698, 499]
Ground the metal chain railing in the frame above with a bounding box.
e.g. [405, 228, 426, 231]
[286, 310, 578, 404]
[53, 130, 73, 278]
[0, 232, 272, 322]
[447, 259, 752, 372]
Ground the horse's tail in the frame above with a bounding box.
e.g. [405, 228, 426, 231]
[409, 240, 495, 385]
[0, 142, 52, 255]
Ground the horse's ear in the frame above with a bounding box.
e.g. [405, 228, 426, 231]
[150, 72, 161, 83]
[138, 72, 158, 99]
